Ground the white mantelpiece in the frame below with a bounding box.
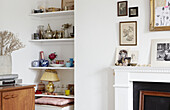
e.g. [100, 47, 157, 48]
[111, 66, 170, 110]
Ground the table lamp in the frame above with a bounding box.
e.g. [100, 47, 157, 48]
[40, 69, 60, 93]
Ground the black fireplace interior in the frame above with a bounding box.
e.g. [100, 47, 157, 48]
[133, 82, 170, 110]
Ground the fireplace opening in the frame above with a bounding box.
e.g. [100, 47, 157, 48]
[133, 82, 170, 110]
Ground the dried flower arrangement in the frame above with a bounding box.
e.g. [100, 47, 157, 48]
[0, 31, 25, 55]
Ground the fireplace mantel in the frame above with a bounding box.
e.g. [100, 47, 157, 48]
[111, 66, 170, 73]
[111, 66, 170, 110]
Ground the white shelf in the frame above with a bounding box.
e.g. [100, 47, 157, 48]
[29, 38, 74, 42]
[35, 94, 74, 99]
[29, 67, 74, 70]
[30, 10, 74, 18]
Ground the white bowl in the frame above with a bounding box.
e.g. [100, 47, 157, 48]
[50, 64, 65, 67]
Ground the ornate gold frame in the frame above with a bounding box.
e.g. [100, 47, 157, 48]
[150, 0, 170, 31]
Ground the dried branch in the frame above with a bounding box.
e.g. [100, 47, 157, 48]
[0, 31, 25, 56]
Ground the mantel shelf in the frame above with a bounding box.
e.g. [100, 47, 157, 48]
[29, 38, 74, 42]
[29, 67, 74, 70]
[111, 66, 170, 73]
[30, 10, 74, 18]
[35, 94, 74, 99]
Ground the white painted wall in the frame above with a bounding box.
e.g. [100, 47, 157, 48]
[75, 0, 115, 110]
[75, 0, 170, 110]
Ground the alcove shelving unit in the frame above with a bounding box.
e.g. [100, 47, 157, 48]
[30, 9, 75, 106]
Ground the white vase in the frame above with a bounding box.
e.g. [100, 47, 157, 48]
[0, 55, 12, 75]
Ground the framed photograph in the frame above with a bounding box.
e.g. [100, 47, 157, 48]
[68, 84, 74, 95]
[61, 0, 74, 10]
[129, 7, 138, 17]
[151, 39, 170, 67]
[117, 1, 128, 16]
[115, 47, 130, 65]
[119, 21, 137, 46]
[129, 50, 138, 64]
[150, 0, 170, 31]
[139, 91, 170, 110]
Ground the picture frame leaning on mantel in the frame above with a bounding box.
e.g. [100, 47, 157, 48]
[150, 0, 170, 31]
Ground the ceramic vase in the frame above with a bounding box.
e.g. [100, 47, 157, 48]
[0, 55, 12, 75]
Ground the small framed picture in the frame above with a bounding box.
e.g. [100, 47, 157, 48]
[115, 47, 130, 66]
[129, 7, 138, 17]
[151, 39, 170, 67]
[119, 21, 137, 46]
[129, 50, 138, 64]
[117, 1, 128, 16]
[61, 0, 74, 10]
[68, 84, 74, 95]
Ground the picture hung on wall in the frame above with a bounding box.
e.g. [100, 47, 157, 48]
[150, 0, 170, 31]
[117, 1, 128, 16]
[151, 39, 170, 67]
[129, 7, 138, 17]
[119, 21, 137, 46]
[61, 0, 74, 10]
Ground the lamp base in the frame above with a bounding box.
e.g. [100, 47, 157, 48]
[46, 81, 54, 93]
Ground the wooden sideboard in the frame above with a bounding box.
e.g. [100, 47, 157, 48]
[0, 85, 35, 110]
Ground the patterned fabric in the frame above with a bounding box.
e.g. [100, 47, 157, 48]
[35, 97, 74, 106]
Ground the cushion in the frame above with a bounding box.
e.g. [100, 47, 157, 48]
[35, 97, 74, 106]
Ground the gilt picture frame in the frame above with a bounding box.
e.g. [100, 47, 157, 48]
[119, 21, 137, 46]
[150, 0, 170, 31]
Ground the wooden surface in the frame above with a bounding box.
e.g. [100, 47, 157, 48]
[0, 84, 35, 92]
[0, 92, 1, 110]
[0, 85, 35, 110]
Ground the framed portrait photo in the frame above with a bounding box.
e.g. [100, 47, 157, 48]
[115, 47, 130, 65]
[119, 21, 137, 46]
[151, 39, 170, 67]
[117, 1, 128, 16]
[129, 7, 138, 17]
